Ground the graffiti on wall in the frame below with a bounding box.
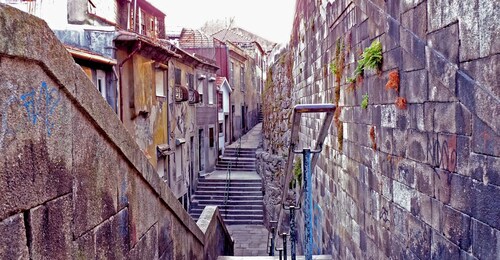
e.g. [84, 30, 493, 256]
[20, 81, 61, 136]
[0, 81, 61, 149]
[313, 203, 323, 254]
[426, 135, 457, 172]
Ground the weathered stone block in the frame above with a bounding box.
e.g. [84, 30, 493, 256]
[427, 22, 459, 64]
[394, 159, 416, 188]
[414, 162, 435, 197]
[401, 28, 426, 69]
[434, 169, 452, 204]
[381, 105, 397, 128]
[471, 116, 500, 157]
[400, 69, 428, 103]
[461, 54, 499, 100]
[95, 209, 129, 259]
[0, 57, 73, 221]
[431, 230, 461, 259]
[72, 230, 95, 260]
[407, 214, 431, 259]
[469, 153, 500, 187]
[408, 104, 425, 131]
[441, 205, 471, 250]
[127, 168, 161, 247]
[30, 194, 72, 260]
[472, 218, 500, 260]
[393, 181, 416, 212]
[402, 48, 425, 72]
[392, 129, 407, 157]
[127, 223, 158, 259]
[401, 2, 427, 39]
[472, 181, 500, 230]
[0, 214, 29, 259]
[431, 103, 472, 135]
[72, 112, 119, 238]
[457, 71, 500, 136]
[428, 73, 457, 102]
[382, 46, 402, 71]
[407, 129, 428, 163]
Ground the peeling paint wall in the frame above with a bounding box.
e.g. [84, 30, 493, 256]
[263, 0, 500, 258]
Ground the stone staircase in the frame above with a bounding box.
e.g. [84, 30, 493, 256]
[189, 178, 264, 225]
[215, 148, 257, 171]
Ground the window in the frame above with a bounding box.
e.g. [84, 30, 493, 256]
[139, 9, 146, 34]
[219, 123, 223, 133]
[96, 69, 106, 100]
[174, 68, 182, 85]
[208, 82, 214, 105]
[209, 127, 214, 148]
[198, 129, 204, 171]
[155, 70, 165, 96]
[217, 92, 223, 110]
[230, 62, 234, 87]
[187, 73, 194, 89]
[240, 67, 245, 91]
[197, 80, 204, 104]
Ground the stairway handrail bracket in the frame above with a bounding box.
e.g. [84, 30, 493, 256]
[275, 103, 335, 260]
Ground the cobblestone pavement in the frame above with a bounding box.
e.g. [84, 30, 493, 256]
[226, 225, 270, 256]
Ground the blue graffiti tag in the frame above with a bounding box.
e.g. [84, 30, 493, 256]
[313, 203, 323, 254]
[20, 81, 61, 136]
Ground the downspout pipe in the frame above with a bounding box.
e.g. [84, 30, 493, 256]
[118, 41, 142, 121]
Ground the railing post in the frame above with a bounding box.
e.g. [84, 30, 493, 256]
[269, 226, 276, 256]
[289, 206, 297, 260]
[282, 233, 288, 260]
[303, 149, 313, 260]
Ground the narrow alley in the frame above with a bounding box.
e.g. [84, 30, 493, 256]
[0, 0, 499, 260]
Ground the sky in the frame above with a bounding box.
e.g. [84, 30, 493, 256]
[151, 0, 297, 44]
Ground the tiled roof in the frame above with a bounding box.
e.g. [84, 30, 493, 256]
[215, 76, 227, 87]
[212, 29, 252, 43]
[179, 28, 214, 48]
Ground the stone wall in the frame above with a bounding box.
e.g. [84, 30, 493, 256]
[262, 0, 499, 258]
[0, 5, 232, 259]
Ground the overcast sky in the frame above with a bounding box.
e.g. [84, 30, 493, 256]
[151, 0, 297, 44]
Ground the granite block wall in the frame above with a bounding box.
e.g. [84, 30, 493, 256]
[261, 0, 499, 258]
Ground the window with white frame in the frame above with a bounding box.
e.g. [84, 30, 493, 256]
[197, 80, 204, 104]
[96, 69, 106, 100]
[208, 81, 214, 105]
[155, 70, 165, 97]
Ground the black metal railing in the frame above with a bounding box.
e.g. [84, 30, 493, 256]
[269, 103, 335, 260]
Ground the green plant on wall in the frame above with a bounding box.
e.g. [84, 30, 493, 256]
[347, 40, 383, 88]
[330, 37, 345, 105]
[289, 157, 302, 189]
[361, 93, 369, 109]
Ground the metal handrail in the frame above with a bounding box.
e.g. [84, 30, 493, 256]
[275, 103, 335, 258]
[224, 161, 231, 217]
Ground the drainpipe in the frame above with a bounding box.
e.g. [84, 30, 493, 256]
[118, 41, 142, 121]
[133, 0, 137, 31]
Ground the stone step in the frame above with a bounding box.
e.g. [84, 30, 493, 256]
[190, 208, 263, 215]
[215, 168, 255, 172]
[192, 199, 263, 206]
[197, 180, 261, 186]
[192, 204, 264, 210]
[216, 160, 256, 165]
[218, 157, 256, 161]
[192, 213, 263, 221]
[193, 194, 263, 201]
[221, 219, 264, 225]
[194, 190, 263, 196]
